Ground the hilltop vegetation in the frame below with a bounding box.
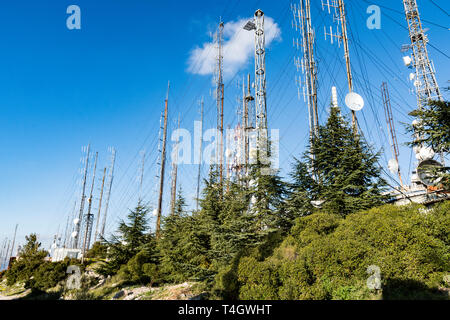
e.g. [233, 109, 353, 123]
[2, 103, 449, 300]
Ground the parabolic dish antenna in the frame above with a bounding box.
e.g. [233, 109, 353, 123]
[345, 92, 364, 111]
[388, 159, 399, 175]
[417, 159, 443, 187]
[71, 231, 78, 238]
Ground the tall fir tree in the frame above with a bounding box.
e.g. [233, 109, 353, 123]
[294, 106, 387, 216]
[99, 201, 150, 275]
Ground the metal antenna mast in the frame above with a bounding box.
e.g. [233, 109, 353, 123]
[196, 97, 204, 211]
[323, 0, 357, 134]
[402, 0, 445, 165]
[9, 224, 18, 259]
[243, 73, 255, 177]
[403, 0, 443, 107]
[381, 82, 404, 188]
[100, 148, 116, 240]
[4, 240, 10, 270]
[244, 9, 269, 161]
[156, 82, 170, 239]
[82, 151, 98, 259]
[139, 150, 146, 202]
[215, 21, 225, 185]
[170, 115, 180, 216]
[74, 144, 90, 249]
[292, 0, 319, 142]
[94, 167, 106, 244]
[254, 10, 268, 133]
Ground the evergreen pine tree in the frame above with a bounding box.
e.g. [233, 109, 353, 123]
[99, 201, 150, 275]
[297, 106, 387, 216]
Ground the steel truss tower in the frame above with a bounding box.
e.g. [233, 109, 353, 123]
[100, 148, 116, 241]
[214, 21, 225, 185]
[403, 0, 444, 165]
[292, 0, 319, 142]
[82, 151, 98, 259]
[74, 144, 90, 249]
[254, 10, 268, 133]
[244, 9, 269, 159]
[403, 0, 442, 108]
[382, 82, 404, 188]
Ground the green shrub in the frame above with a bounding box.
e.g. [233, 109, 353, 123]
[236, 203, 450, 300]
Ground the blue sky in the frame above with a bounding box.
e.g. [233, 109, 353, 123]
[0, 0, 449, 255]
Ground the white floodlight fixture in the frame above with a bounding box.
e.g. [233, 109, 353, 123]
[71, 231, 78, 238]
[344, 92, 364, 111]
[152, 208, 158, 217]
[73, 218, 80, 225]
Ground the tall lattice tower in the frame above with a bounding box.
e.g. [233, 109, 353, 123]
[403, 0, 443, 109]
[244, 9, 269, 159]
[214, 21, 225, 184]
[292, 0, 319, 142]
[253, 10, 267, 132]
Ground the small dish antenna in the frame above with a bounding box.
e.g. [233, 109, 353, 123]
[388, 159, 399, 175]
[417, 159, 443, 187]
[345, 92, 364, 111]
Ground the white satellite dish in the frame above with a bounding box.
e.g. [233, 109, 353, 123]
[73, 218, 80, 225]
[345, 92, 364, 111]
[402, 56, 412, 67]
[417, 159, 443, 186]
[388, 159, 399, 175]
[412, 119, 421, 127]
[71, 231, 78, 238]
[419, 146, 435, 161]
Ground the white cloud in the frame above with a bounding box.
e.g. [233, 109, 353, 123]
[187, 16, 281, 79]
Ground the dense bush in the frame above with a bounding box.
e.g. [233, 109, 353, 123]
[235, 202, 450, 300]
[118, 250, 161, 286]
